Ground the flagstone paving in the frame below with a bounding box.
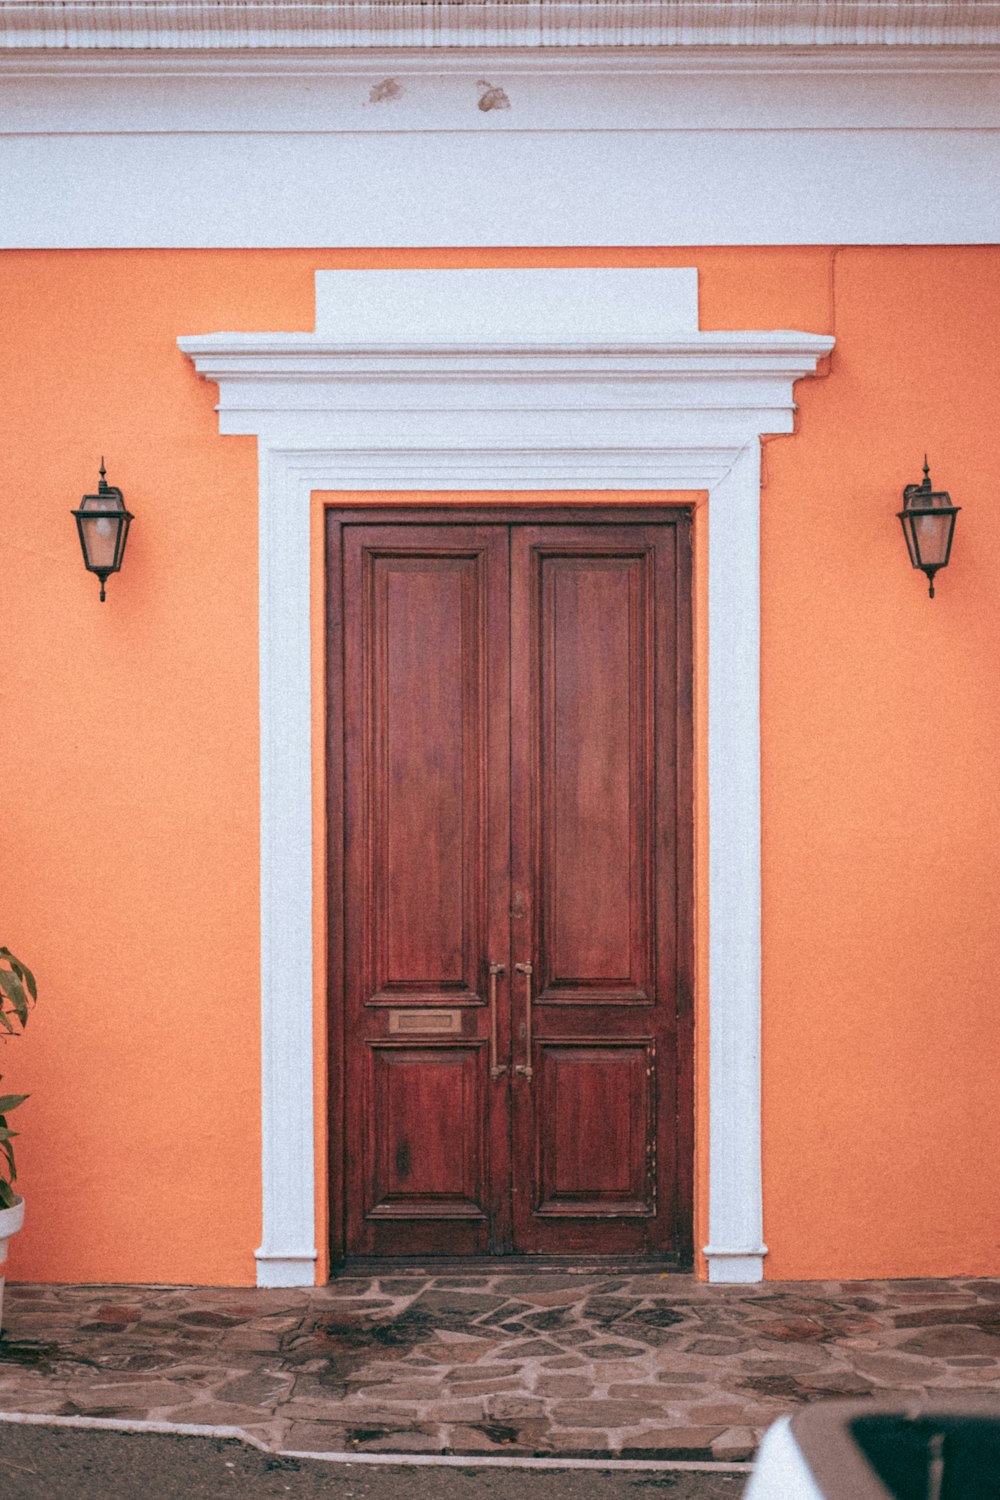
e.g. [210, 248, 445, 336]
[2, 1274, 1000, 1463]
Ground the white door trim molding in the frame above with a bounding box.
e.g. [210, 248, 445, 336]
[702, 438, 767, 1284]
[179, 267, 833, 1287]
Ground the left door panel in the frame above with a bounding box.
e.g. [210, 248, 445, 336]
[339, 525, 511, 1256]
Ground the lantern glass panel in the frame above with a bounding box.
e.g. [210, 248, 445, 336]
[900, 514, 920, 569]
[76, 492, 127, 572]
[79, 514, 122, 570]
[909, 508, 953, 569]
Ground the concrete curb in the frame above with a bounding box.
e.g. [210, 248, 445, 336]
[0, 1411, 754, 1473]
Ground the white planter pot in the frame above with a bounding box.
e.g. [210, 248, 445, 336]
[0, 1196, 25, 1334]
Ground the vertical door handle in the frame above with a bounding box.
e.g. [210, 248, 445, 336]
[488, 962, 507, 1078]
[514, 961, 533, 1080]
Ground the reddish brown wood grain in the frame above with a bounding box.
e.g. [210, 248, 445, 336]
[328, 510, 692, 1264]
[540, 551, 652, 997]
[368, 1044, 486, 1218]
[378, 559, 473, 992]
[534, 1042, 654, 1215]
[339, 525, 509, 1256]
[510, 525, 678, 1255]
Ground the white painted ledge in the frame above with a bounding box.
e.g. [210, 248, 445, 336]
[180, 267, 833, 1286]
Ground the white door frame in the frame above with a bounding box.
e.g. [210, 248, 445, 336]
[180, 267, 833, 1285]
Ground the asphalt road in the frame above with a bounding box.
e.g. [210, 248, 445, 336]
[0, 1426, 750, 1500]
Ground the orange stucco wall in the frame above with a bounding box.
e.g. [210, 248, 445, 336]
[2, 246, 999, 1285]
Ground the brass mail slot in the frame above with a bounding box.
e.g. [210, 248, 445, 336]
[388, 1008, 462, 1035]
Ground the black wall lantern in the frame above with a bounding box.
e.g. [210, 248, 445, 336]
[72, 460, 133, 602]
[897, 458, 959, 599]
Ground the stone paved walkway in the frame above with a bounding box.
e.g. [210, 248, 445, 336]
[2, 1274, 1000, 1464]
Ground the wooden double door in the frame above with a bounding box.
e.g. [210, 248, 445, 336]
[327, 509, 693, 1262]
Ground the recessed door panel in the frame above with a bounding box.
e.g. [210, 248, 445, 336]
[534, 1042, 655, 1217]
[363, 547, 487, 1004]
[366, 1043, 487, 1219]
[538, 551, 654, 1001]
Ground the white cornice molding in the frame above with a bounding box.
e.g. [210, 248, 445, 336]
[7, 44, 1000, 74]
[7, 43, 1000, 72]
[178, 331, 835, 454]
[6, 42, 1000, 138]
[4, 1, 1000, 50]
[176, 338, 837, 374]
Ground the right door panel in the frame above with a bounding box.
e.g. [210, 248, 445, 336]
[509, 524, 688, 1256]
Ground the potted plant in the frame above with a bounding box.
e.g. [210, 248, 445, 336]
[0, 947, 36, 1332]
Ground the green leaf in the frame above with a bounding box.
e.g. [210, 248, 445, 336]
[0, 1135, 17, 1180]
[0, 970, 23, 1001]
[0, 969, 28, 1026]
[0, 1127, 19, 1142]
[0, 1180, 17, 1209]
[1, 952, 38, 1002]
[0, 1096, 27, 1114]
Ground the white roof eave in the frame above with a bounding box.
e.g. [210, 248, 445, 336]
[4, 0, 1000, 50]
